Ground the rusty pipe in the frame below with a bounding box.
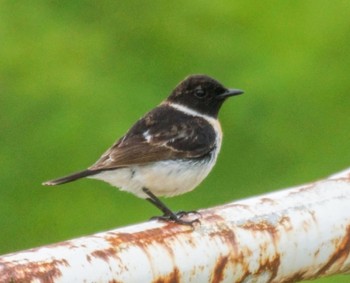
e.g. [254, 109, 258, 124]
[1, 168, 350, 282]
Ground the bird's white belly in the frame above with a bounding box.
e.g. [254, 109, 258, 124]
[89, 156, 217, 198]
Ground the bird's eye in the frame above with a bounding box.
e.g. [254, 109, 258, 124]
[194, 89, 207, 98]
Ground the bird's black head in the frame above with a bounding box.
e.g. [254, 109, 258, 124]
[167, 74, 243, 117]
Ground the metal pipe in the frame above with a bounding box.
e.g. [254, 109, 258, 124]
[1, 168, 350, 282]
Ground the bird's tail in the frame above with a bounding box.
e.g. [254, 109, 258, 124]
[42, 169, 97, 186]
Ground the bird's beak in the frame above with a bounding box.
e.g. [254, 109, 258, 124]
[216, 88, 244, 100]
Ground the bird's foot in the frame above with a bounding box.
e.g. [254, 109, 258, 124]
[151, 211, 201, 226]
[175, 210, 201, 218]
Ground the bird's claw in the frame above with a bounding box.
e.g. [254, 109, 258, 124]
[150, 210, 201, 226]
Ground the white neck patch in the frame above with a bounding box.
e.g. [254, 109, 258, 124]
[167, 102, 216, 124]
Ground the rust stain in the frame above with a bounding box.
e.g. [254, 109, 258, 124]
[208, 227, 239, 260]
[0, 259, 69, 283]
[221, 228, 237, 245]
[91, 247, 116, 262]
[241, 220, 278, 235]
[260, 198, 277, 204]
[203, 213, 225, 223]
[316, 225, 350, 276]
[309, 210, 317, 223]
[330, 176, 350, 182]
[280, 270, 307, 282]
[186, 236, 196, 248]
[229, 203, 251, 210]
[106, 225, 187, 282]
[279, 216, 292, 232]
[89, 246, 128, 277]
[86, 254, 92, 262]
[257, 255, 281, 281]
[236, 271, 250, 283]
[152, 267, 180, 283]
[236, 220, 282, 282]
[288, 183, 316, 196]
[301, 211, 318, 232]
[240, 219, 281, 249]
[235, 255, 281, 283]
[189, 264, 205, 281]
[49, 240, 81, 250]
[208, 227, 236, 244]
[302, 219, 312, 232]
[106, 224, 189, 248]
[211, 255, 229, 283]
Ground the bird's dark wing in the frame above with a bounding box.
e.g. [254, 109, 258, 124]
[89, 105, 217, 171]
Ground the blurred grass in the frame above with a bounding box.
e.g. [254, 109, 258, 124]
[1, 1, 350, 282]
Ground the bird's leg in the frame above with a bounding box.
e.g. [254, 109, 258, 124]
[142, 188, 200, 226]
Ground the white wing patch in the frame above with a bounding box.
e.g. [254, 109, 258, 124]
[142, 130, 151, 142]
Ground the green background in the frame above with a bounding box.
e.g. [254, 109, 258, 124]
[1, 1, 349, 282]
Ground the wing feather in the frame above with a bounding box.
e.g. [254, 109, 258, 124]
[89, 105, 217, 171]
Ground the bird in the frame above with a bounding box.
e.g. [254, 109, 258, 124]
[43, 74, 244, 225]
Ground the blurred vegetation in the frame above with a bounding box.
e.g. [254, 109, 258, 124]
[1, 1, 350, 282]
